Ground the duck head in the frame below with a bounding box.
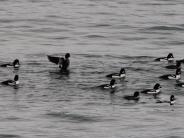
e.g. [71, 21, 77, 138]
[119, 68, 125, 75]
[153, 83, 161, 90]
[110, 79, 116, 86]
[167, 53, 174, 60]
[170, 95, 175, 105]
[13, 59, 20, 68]
[134, 91, 140, 98]
[65, 53, 70, 59]
[176, 68, 181, 80]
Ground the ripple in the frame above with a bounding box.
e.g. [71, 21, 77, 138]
[46, 112, 100, 123]
[0, 134, 21, 138]
[88, 23, 111, 28]
[166, 136, 182, 138]
[85, 34, 106, 39]
[146, 26, 184, 31]
[140, 2, 177, 6]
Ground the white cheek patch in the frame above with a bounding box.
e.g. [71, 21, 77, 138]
[111, 85, 116, 88]
[15, 81, 19, 85]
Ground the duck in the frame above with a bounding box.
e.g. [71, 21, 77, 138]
[155, 53, 174, 62]
[165, 61, 181, 69]
[123, 91, 140, 101]
[1, 75, 19, 86]
[0, 59, 20, 68]
[106, 68, 126, 79]
[159, 68, 181, 80]
[141, 83, 161, 94]
[156, 95, 175, 105]
[176, 81, 184, 87]
[98, 79, 116, 89]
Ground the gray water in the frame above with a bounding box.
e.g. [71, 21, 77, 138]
[0, 0, 184, 137]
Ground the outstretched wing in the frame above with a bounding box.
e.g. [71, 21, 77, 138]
[47, 55, 64, 65]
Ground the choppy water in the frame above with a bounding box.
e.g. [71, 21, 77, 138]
[0, 0, 184, 137]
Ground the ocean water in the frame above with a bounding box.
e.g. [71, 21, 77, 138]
[0, 0, 184, 137]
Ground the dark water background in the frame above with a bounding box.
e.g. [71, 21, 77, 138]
[0, 0, 184, 137]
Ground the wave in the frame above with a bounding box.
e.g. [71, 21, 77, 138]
[146, 26, 184, 31]
[46, 112, 100, 123]
[88, 23, 111, 28]
[85, 34, 106, 39]
[0, 134, 21, 138]
[140, 2, 177, 6]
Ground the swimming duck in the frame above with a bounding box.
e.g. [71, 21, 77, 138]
[123, 91, 140, 101]
[98, 79, 116, 89]
[176, 81, 184, 87]
[155, 53, 174, 62]
[141, 83, 161, 94]
[48, 53, 70, 70]
[106, 68, 126, 79]
[156, 95, 175, 105]
[1, 75, 19, 86]
[0, 59, 20, 68]
[165, 61, 181, 69]
[159, 68, 181, 80]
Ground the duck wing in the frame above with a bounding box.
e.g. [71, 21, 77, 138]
[47, 55, 64, 65]
[123, 95, 133, 100]
[106, 73, 118, 78]
[155, 57, 166, 61]
[159, 74, 171, 80]
[141, 89, 153, 94]
[98, 84, 110, 89]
